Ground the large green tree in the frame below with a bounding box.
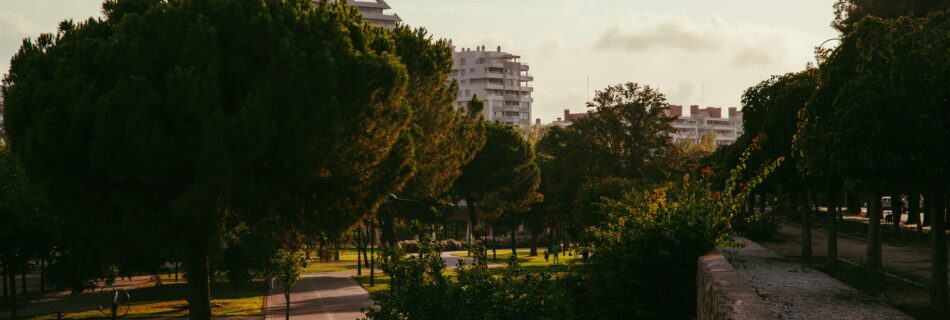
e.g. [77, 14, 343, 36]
[453, 121, 541, 259]
[799, 11, 950, 313]
[832, 0, 950, 33]
[2, 0, 415, 318]
[737, 69, 819, 264]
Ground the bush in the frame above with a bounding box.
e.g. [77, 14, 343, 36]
[568, 142, 782, 319]
[366, 236, 573, 320]
[398, 240, 420, 253]
[440, 239, 463, 251]
[738, 213, 779, 241]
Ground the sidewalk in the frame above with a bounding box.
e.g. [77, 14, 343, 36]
[764, 220, 948, 285]
[265, 271, 372, 320]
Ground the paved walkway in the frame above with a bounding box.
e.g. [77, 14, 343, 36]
[722, 239, 912, 319]
[765, 221, 949, 285]
[265, 271, 372, 320]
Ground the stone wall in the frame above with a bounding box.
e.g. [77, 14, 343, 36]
[696, 251, 777, 320]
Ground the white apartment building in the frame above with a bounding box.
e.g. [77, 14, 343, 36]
[666, 105, 743, 146]
[333, 0, 401, 28]
[450, 45, 534, 131]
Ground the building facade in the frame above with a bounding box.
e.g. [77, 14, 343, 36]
[338, 0, 401, 28]
[450, 45, 534, 131]
[666, 105, 743, 145]
[544, 105, 743, 146]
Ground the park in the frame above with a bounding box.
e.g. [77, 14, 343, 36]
[1, 0, 949, 319]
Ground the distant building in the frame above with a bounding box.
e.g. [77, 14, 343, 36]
[450, 45, 534, 132]
[541, 105, 743, 146]
[335, 0, 401, 28]
[546, 109, 591, 127]
[667, 105, 743, 145]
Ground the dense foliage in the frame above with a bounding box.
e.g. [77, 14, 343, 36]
[366, 235, 570, 320]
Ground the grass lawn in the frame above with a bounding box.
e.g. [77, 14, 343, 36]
[303, 261, 360, 273]
[309, 248, 363, 262]
[32, 276, 265, 319]
[353, 273, 390, 295]
[452, 248, 582, 273]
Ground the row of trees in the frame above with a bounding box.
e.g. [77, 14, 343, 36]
[710, 1, 950, 314]
[0, 0, 543, 318]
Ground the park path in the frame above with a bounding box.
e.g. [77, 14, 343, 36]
[263, 251, 502, 320]
[264, 271, 372, 320]
[764, 221, 950, 285]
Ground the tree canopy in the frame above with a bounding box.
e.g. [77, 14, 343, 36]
[2, 0, 419, 317]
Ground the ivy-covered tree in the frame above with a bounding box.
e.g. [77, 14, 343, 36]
[800, 11, 950, 312]
[737, 69, 818, 263]
[2, 0, 414, 318]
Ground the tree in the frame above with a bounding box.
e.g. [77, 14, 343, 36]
[832, 0, 950, 33]
[800, 11, 950, 313]
[534, 83, 684, 241]
[0, 144, 48, 318]
[2, 1, 415, 317]
[268, 248, 305, 320]
[737, 69, 818, 264]
[453, 121, 541, 260]
[374, 26, 486, 246]
[575, 82, 681, 181]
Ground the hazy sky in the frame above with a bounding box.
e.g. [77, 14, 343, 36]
[0, 0, 839, 123]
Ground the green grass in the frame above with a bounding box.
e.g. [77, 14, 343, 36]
[452, 248, 582, 273]
[303, 261, 359, 273]
[31, 277, 265, 319]
[309, 248, 364, 262]
[353, 273, 390, 294]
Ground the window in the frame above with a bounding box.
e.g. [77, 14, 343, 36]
[461, 69, 466, 76]
[469, 68, 475, 74]
[504, 111, 520, 117]
[464, 89, 470, 97]
[460, 58, 466, 66]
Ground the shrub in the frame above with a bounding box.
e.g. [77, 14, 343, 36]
[440, 239, 463, 251]
[569, 142, 782, 319]
[398, 240, 420, 253]
[366, 235, 573, 320]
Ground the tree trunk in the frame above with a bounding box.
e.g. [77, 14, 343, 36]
[284, 290, 291, 320]
[800, 189, 812, 265]
[892, 193, 903, 231]
[369, 224, 376, 287]
[334, 239, 341, 261]
[3, 256, 8, 300]
[929, 185, 947, 314]
[867, 191, 882, 276]
[491, 225, 497, 260]
[21, 259, 27, 295]
[184, 241, 211, 320]
[529, 229, 539, 256]
[908, 193, 920, 225]
[380, 206, 397, 247]
[511, 228, 517, 258]
[356, 233, 362, 276]
[8, 254, 17, 319]
[925, 196, 933, 227]
[846, 192, 860, 215]
[40, 256, 45, 294]
[827, 187, 839, 271]
[759, 192, 767, 214]
[465, 193, 479, 260]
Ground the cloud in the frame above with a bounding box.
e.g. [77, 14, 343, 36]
[594, 14, 727, 52]
[731, 45, 784, 68]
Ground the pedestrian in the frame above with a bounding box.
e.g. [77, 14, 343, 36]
[552, 244, 560, 264]
[544, 250, 550, 262]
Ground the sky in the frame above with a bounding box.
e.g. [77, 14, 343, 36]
[0, 0, 840, 123]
